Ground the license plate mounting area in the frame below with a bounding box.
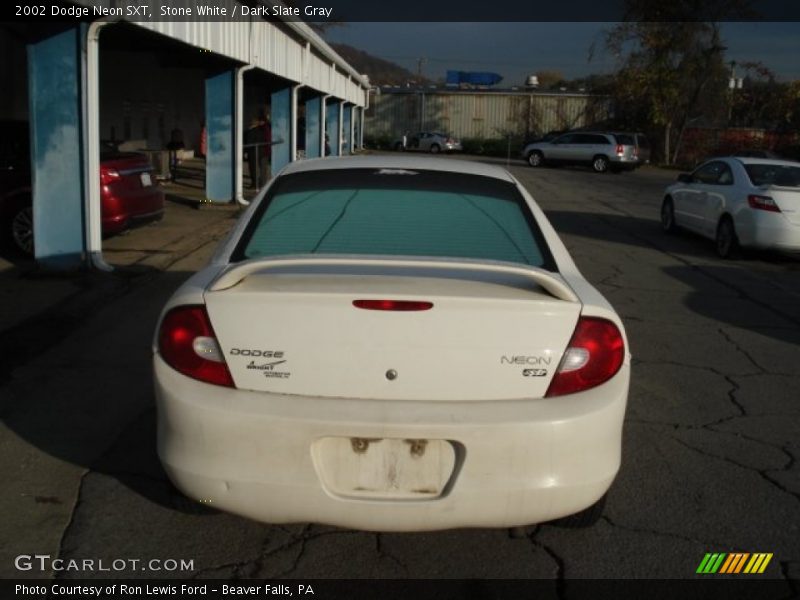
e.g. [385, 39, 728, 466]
[312, 437, 457, 500]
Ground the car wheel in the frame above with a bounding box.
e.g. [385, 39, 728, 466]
[429, 144, 441, 154]
[11, 205, 34, 255]
[661, 197, 676, 233]
[527, 151, 544, 167]
[551, 493, 607, 528]
[592, 155, 610, 173]
[716, 216, 740, 259]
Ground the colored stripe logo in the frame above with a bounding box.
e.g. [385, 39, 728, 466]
[697, 553, 773, 574]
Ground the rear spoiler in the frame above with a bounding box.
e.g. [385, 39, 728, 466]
[209, 255, 579, 303]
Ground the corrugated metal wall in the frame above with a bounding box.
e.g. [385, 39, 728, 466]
[367, 91, 612, 138]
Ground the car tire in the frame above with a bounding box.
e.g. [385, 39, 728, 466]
[528, 151, 544, 168]
[550, 493, 607, 528]
[430, 144, 441, 154]
[592, 155, 610, 173]
[661, 197, 677, 233]
[716, 216, 740, 259]
[10, 205, 34, 256]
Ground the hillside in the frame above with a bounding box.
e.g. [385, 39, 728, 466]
[328, 43, 432, 86]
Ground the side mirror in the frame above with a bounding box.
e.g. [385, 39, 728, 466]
[677, 173, 693, 183]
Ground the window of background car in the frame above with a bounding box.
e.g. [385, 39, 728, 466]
[614, 134, 635, 146]
[744, 164, 800, 187]
[587, 134, 610, 145]
[693, 161, 729, 185]
[233, 169, 555, 270]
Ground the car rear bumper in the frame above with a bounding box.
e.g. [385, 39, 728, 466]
[610, 157, 642, 169]
[101, 189, 165, 234]
[742, 213, 800, 251]
[154, 355, 629, 531]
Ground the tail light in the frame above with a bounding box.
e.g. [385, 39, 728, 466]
[615, 144, 624, 156]
[546, 317, 625, 397]
[748, 194, 781, 212]
[447, 138, 455, 144]
[158, 306, 234, 387]
[100, 168, 121, 185]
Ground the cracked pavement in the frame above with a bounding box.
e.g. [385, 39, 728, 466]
[1, 160, 798, 585]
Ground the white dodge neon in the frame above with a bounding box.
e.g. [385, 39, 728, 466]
[153, 156, 630, 531]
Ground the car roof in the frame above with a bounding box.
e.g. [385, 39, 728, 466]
[557, 131, 608, 136]
[556, 131, 620, 140]
[279, 155, 516, 183]
[726, 157, 800, 167]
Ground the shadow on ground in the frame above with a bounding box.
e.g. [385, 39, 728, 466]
[1, 268, 210, 518]
[546, 209, 800, 343]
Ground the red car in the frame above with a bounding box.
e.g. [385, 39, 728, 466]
[1, 121, 164, 255]
[97, 148, 165, 235]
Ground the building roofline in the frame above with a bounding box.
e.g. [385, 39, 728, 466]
[279, 19, 370, 90]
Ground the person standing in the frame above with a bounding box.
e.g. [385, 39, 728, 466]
[244, 116, 263, 188]
[199, 120, 207, 159]
[165, 128, 185, 182]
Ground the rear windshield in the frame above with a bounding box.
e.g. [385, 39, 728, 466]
[233, 168, 555, 270]
[744, 164, 800, 187]
[613, 134, 635, 145]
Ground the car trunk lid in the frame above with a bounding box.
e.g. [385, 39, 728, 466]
[766, 186, 800, 225]
[204, 257, 582, 401]
[101, 153, 156, 191]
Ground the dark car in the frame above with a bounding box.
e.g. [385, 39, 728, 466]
[0, 120, 164, 255]
[0, 121, 32, 253]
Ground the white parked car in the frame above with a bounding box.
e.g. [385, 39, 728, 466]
[661, 157, 800, 258]
[153, 156, 630, 532]
[394, 131, 463, 153]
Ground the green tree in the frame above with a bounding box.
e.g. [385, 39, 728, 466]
[730, 62, 800, 132]
[602, 0, 751, 164]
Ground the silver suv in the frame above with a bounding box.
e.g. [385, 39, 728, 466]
[522, 131, 643, 173]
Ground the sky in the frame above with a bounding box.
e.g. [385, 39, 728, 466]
[323, 22, 800, 86]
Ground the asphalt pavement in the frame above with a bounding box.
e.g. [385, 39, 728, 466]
[1, 158, 798, 590]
